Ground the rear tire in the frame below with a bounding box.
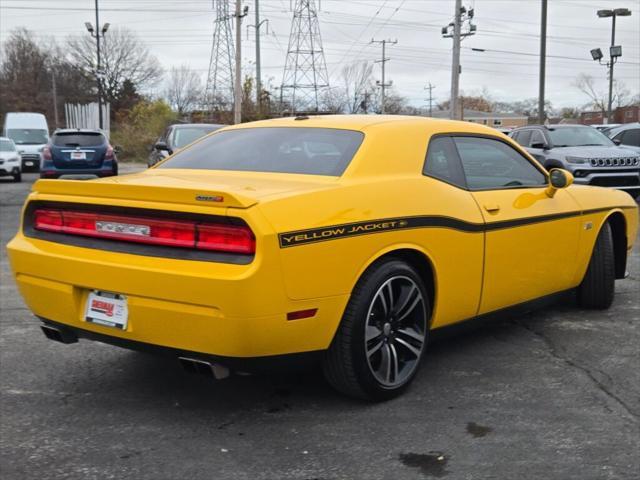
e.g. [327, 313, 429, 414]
[323, 259, 430, 401]
[578, 221, 615, 309]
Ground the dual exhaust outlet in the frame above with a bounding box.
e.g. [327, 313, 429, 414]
[40, 324, 230, 380]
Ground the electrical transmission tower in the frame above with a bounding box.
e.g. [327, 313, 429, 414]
[206, 0, 236, 112]
[280, 0, 329, 114]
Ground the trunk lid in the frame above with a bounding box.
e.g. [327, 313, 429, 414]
[51, 146, 104, 169]
[31, 168, 337, 209]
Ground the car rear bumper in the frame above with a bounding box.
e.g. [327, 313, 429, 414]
[40, 168, 116, 179]
[7, 233, 348, 358]
[0, 165, 20, 176]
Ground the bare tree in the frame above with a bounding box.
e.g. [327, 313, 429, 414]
[67, 27, 162, 109]
[164, 65, 202, 115]
[573, 73, 631, 112]
[0, 28, 93, 126]
[341, 62, 375, 114]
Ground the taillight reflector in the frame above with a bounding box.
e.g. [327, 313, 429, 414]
[33, 209, 255, 255]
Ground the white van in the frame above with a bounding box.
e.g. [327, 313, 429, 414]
[2, 113, 49, 172]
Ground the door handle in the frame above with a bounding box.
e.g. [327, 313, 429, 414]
[483, 204, 501, 213]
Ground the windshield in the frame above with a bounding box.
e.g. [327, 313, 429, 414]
[173, 126, 220, 149]
[7, 129, 48, 145]
[548, 127, 613, 147]
[0, 139, 16, 152]
[53, 133, 105, 147]
[159, 127, 365, 176]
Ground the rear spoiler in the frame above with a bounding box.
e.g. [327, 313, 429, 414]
[31, 179, 258, 209]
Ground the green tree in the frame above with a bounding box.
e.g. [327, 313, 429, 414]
[110, 99, 176, 162]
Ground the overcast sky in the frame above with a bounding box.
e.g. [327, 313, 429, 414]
[1, 0, 639, 110]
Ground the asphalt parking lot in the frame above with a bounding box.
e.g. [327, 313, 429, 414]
[1, 171, 639, 480]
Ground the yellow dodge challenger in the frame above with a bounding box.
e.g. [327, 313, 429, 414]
[7, 115, 639, 400]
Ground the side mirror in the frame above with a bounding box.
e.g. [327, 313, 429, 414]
[546, 168, 574, 198]
[612, 138, 621, 145]
[155, 141, 169, 152]
[531, 142, 549, 150]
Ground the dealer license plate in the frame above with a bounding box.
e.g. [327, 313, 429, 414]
[85, 291, 128, 330]
[71, 151, 86, 160]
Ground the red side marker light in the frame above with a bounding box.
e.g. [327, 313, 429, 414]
[286, 309, 318, 321]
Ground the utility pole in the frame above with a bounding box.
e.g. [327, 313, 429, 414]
[51, 69, 59, 129]
[234, 1, 248, 124]
[591, 8, 631, 124]
[424, 82, 435, 117]
[249, 0, 268, 114]
[371, 38, 397, 114]
[450, 0, 461, 120]
[538, 0, 547, 124]
[442, 3, 476, 120]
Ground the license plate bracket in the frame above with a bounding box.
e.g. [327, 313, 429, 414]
[85, 290, 128, 330]
[71, 151, 86, 160]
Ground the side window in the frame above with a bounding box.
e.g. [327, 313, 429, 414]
[453, 136, 547, 190]
[516, 130, 531, 146]
[621, 129, 640, 147]
[423, 136, 466, 188]
[529, 130, 545, 147]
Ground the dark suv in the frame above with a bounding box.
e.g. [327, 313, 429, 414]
[148, 123, 224, 167]
[40, 129, 118, 179]
[510, 124, 640, 197]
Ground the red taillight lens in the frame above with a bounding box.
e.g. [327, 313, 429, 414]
[105, 145, 114, 160]
[32, 209, 255, 255]
[41, 146, 52, 161]
[197, 223, 255, 254]
[34, 209, 63, 232]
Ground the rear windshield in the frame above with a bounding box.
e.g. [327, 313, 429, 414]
[158, 127, 364, 176]
[53, 132, 106, 147]
[173, 126, 220, 149]
[0, 139, 16, 152]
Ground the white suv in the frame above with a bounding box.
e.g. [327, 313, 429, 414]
[0, 137, 21, 182]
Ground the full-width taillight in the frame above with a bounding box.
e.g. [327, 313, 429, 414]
[33, 209, 255, 255]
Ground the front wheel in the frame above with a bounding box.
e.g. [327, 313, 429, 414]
[577, 221, 615, 309]
[12, 171, 21, 182]
[323, 259, 430, 401]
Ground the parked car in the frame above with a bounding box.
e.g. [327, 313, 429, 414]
[510, 124, 640, 197]
[607, 123, 640, 154]
[148, 123, 225, 167]
[0, 137, 22, 182]
[7, 116, 638, 400]
[592, 123, 621, 136]
[2, 112, 49, 172]
[40, 129, 118, 179]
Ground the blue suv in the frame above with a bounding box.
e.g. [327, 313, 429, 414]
[40, 129, 118, 179]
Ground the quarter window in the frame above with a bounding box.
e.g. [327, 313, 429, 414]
[423, 136, 466, 188]
[453, 136, 546, 190]
[515, 130, 531, 146]
[529, 130, 545, 147]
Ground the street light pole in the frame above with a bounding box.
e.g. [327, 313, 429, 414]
[595, 8, 631, 124]
[606, 13, 617, 123]
[95, 0, 103, 130]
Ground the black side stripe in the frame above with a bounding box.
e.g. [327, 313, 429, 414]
[278, 205, 635, 248]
